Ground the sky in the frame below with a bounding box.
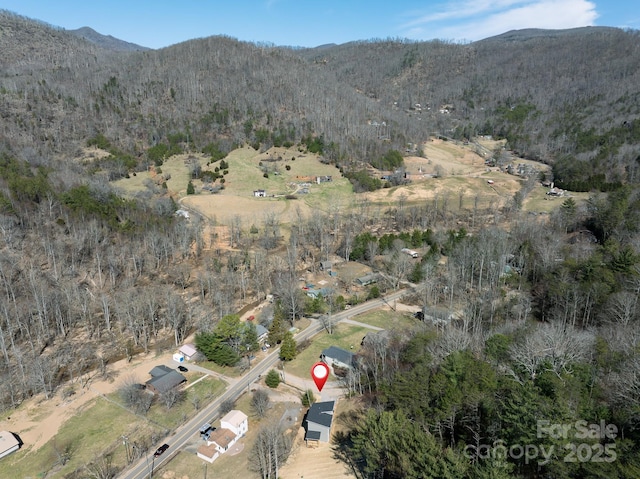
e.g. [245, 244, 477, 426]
[2, 0, 638, 49]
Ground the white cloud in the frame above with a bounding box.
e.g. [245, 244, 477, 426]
[401, 0, 599, 42]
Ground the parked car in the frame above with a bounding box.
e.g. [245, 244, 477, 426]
[177, 365, 188, 372]
[247, 315, 255, 321]
[154, 444, 169, 457]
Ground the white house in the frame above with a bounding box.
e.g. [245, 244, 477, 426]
[221, 409, 248, 436]
[253, 189, 266, 197]
[197, 410, 248, 463]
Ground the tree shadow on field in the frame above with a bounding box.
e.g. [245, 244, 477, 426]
[332, 430, 364, 479]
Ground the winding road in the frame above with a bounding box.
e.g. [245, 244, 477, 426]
[117, 288, 408, 479]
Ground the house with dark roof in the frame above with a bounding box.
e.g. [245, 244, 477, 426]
[306, 287, 333, 299]
[255, 324, 269, 343]
[321, 346, 355, 371]
[356, 273, 378, 286]
[304, 400, 336, 446]
[145, 365, 186, 395]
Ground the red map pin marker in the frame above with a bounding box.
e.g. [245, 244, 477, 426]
[311, 362, 330, 392]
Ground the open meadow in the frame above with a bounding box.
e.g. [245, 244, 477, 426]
[112, 139, 570, 232]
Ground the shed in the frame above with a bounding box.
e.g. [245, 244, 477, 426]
[320, 260, 333, 271]
[356, 273, 378, 286]
[0, 431, 20, 459]
[173, 353, 184, 363]
[179, 343, 198, 360]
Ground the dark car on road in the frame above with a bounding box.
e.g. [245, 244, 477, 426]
[177, 365, 188, 372]
[154, 444, 169, 457]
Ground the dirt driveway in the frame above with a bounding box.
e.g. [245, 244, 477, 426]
[279, 427, 356, 479]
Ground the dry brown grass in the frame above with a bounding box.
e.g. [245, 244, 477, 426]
[278, 399, 362, 479]
[113, 140, 568, 228]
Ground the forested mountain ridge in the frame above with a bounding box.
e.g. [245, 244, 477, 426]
[68, 26, 150, 52]
[2, 11, 640, 479]
[2, 9, 639, 190]
[292, 26, 640, 190]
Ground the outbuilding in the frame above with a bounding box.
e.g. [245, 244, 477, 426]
[0, 431, 20, 459]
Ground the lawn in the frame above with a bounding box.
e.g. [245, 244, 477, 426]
[523, 186, 590, 214]
[196, 359, 246, 378]
[0, 397, 160, 479]
[147, 377, 227, 429]
[112, 153, 196, 197]
[286, 323, 369, 379]
[158, 395, 300, 479]
[348, 309, 416, 330]
[0, 376, 227, 479]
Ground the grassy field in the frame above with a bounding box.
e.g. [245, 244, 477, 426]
[0, 376, 226, 479]
[523, 185, 590, 213]
[0, 397, 155, 479]
[287, 324, 369, 378]
[348, 309, 417, 330]
[112, 140, 573, 227]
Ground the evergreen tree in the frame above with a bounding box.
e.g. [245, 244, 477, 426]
[268, 304, 287, 345]
[279, 331, 297, 361]
[265, 369, 281, 388]
[243, 321, 260, 353]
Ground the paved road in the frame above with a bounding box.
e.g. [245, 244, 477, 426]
[117, 288, 408, 479]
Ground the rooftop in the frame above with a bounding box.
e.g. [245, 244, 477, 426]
[321, 346, 354, 366]
[209, 428, 237, 449]
[221, 409, 248, 428]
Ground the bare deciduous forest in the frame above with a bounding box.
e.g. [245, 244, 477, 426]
[2, 10, 640, 478]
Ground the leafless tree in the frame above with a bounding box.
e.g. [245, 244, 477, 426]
[160, 387, 185, 410]
[251, 389, 271, 418]
[119, 375, 153, 414]
[85, 453, 117, 479]
[605, 291, 639, 326]
[508, 323, 594, 381]
[249, 420, 293, 479]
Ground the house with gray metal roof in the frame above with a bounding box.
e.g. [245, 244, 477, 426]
[145, 365, 186, 395]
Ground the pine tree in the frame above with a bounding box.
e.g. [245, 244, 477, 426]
[279, 331, 297, 361]
[265, 369, 281, 388]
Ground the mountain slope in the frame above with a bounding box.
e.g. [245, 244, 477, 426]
[1, 11, 639, 189]
[68, 26, 150, 52]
